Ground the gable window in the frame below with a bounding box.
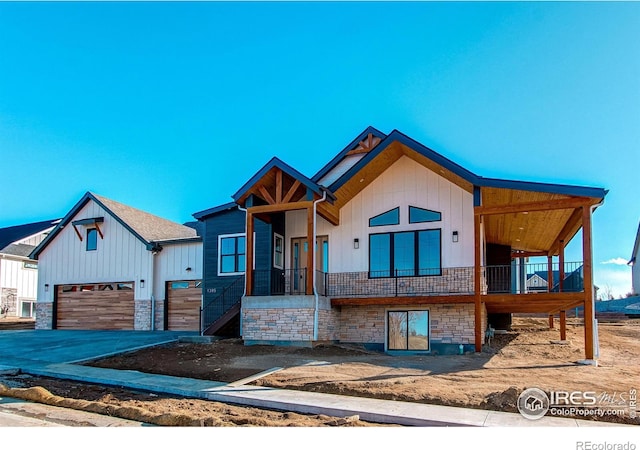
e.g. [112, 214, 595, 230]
[274, 233, 284, 269]
[369, 207, 400, 227]
[86, 228, 98, 251]
[369, 229, 441, 277]
[218, 234, 246, 276]
[409, 206, 441, 223]
[387, 310, 429, 351]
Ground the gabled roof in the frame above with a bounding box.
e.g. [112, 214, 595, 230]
[192, 201, 238, 220]
[312, 126, 387, 184]
[0, 219, 59, 252]
[1, 243, 37, 258]
[31, 192, 199, 259]
[232, 157, 329, 205]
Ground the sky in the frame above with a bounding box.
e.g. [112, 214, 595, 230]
[1, 1, 638, 298]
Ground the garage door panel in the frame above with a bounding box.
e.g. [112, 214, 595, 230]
[167, 280, 201, 331]
[56, 283, 134, 330]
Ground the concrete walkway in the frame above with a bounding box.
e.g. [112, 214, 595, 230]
[0, 330, 632, 427]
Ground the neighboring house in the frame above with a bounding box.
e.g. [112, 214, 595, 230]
[526, 269, 584, 293]
[194, 126, 607, 359]
[0, 219, 60, 318]
[30, 192, 203, 331]
[629, 221, 640, 295]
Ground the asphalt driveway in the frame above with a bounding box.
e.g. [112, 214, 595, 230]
[0, 330, 192, 370]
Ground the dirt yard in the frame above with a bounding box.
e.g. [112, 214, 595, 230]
[1, 317, 638, 426]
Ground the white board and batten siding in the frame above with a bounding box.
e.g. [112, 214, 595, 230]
[154, 241, 203, 300]
[0, 258, 38, 299]
[36, 200, 153, 304]
[285, 156, 475, 273]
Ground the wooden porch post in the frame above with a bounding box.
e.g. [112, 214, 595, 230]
[560, 310, 567, 341]
[306, 205, 315, 295]
[474, 212, 482, 352]
[559, 240, 565, 292]
[547, 255, 553, 293]
[245, 211, 254, 296]
[548, 314, 554, 329]
[582, 206, 595, 360]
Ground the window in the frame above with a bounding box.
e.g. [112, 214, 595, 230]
[218, 234, 246, 275]
[274, 233, 284, 269]
[171, 281, 190, 289]
[369, 229, 441, 277]
[86, 228, 98, 251]
[369, 207, 400, 227]
[387, 310, 429, 351]
[409, 206, 441, 223]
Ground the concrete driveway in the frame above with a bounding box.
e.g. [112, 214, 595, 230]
[0, 330, 193, 370]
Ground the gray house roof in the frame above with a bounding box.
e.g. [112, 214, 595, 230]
[31, 192, 199, 259]
[0, 219, 59, 252]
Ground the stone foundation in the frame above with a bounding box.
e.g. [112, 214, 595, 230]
[134, 299, 151, 331]
[1, 288, 17, 317]
[35, 302, 53, 329]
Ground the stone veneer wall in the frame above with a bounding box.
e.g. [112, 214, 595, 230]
[1, 287, 17, 317]
[154, 299, 165, 330]
[35, 302, 53, 329]
[134, 299, 151, 330]
[339, 302, 486, 348]
[242, 295, 340, 343]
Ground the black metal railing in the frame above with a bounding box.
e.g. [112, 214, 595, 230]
[243, 261, 585, 298]
[485, 261, 584, 294]
[251, 268, 307, 296]
[200, 276, 244, 335]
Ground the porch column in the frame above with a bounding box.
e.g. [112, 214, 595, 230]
[306, 205, 315, 295]
[548, 315, 554, 329]
[559, 239, 565, 292]
[245, 211, 254, 296]
[560, 310, 567, 341]
[582, 206, 595, 360]
[547, 255, 553, 293]
[474, 212, 482, 352]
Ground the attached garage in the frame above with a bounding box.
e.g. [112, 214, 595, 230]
[166, 280, 202, 331]
[54, 282, 135, 330]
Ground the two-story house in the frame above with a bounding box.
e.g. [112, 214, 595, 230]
[195, 127, 606, 359]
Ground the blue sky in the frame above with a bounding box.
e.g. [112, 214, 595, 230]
[1, 1, 638, 297]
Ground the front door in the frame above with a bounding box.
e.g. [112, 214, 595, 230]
[291, 236, 328, 294]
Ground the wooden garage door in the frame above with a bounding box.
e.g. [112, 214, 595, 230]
[55, 283, 135, 330]
[167, 280, 202, 331]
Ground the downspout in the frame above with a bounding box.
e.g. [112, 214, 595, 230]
[237, 205, 248, 337]
[589, 199, 605, 359]
[150, 245, 160, 331]
[312, 190, 328, 341]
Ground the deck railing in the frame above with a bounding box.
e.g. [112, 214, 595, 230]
[245, 261, 584, 298]
[200, 276, 244, 334]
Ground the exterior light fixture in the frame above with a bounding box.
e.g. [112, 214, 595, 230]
[354, 238, 360, 249]
[452, 231, 459, 243]
[186, 267, 192, 272]
[44, 284, 49, 292]
[140, 279, 145, 288]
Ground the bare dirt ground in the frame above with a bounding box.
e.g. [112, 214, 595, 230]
[1, 317, 639, 426]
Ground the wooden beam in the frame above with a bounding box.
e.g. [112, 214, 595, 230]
[548, 314, 554, 329]
[549, 208, 583, 255]
[275, 169, 283, 203]
[331, 295, 476, 307]
[282, 180, 301, 204]
[317, 202, 340, 226]
[560, 310, 567, 341]
[474, 197, 592, 216]
[547, 255, 553, 293]
[248, 201, 313, 215]
[245, 212, 254, 296]
[482, 292, 584, 304]
[306, 206, 314, 295]
[258, 185, 276, 205]
[94, 222, 104, 239]
[512, 251, 548, 258]
[582, 206, 595, 360]
[559, 239, 565, 292]
[72, 224, 83, 242]
[474, 213, 482, 352]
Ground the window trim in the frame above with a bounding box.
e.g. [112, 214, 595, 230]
[369, 207, 400, 227]
[368, 228, 442, 278]
[86, 228, 98, 251]
[408, 205, 442, 224]
[385, 308, 430, 352]
[273, 233, 284, 270]
[217, 233, 246, 277]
